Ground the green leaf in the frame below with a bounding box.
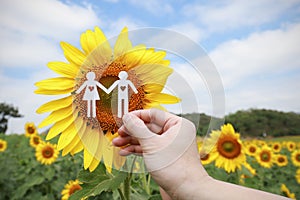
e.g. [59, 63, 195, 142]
[12, 176, 45, 200]
[70, 167, 128, 200]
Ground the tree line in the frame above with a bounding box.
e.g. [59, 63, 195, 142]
[180, 109, 300, 138]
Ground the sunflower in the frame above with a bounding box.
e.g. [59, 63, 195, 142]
[275, 154, 288, 167]
[271, 142, 282, 153]
[206, 123, 246, 173]
[24, 122, 38, 137]
[295, 168, 300, 184]
[199, 150, 218, 165]
[0, 139, 7, 152]
[61, 179, 82, 200]
[291, 149, 300, 167]
[280, 184, 296, 199]
[286, 141, 296, 152]
[245, 143, 258, 157]
[29, 135, 42, 148]
[35, 142, 59, 165]
[255, 146, 274, 168]
[35, 27, 180, 172]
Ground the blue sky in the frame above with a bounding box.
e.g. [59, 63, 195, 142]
[0, 0, 300, 134]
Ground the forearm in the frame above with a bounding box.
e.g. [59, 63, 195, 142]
[175, 175, 289, 200]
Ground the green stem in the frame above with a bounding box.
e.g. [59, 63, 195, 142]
[118, 188, 126, 200]
[123, 156, 137, 200]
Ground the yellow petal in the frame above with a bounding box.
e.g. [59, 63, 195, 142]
[35, 77, 75, 90]
[80, 127, 100, 160]
[113, 147, 126, 170]
[36, 96, 73, 114]
[34, 88, 73, 95]
[62, 134, 80, 156]
[102, 137, 113, 172]
[80, 29, 98, 54]
[57, 123, 78, 150]
[145, 93, 181, 104]
[114, 27, 132, 58]
[46, 114, 75, 140]
[89, 157, 101, 172]
[135, 64, 173, 86]
[70, 140, 84, 155]
[47, 61, 79, 78]
[61, 42, 86, 66]
[38, 106, 73, 128]
[84, 148, 94, 170]
[144, 83, 164, 93]
[144, 103, 166, 111]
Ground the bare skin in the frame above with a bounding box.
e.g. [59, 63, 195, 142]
[113, 109, 289, 200]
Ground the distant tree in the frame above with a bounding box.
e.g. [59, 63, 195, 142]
[0, 103, 23, 134]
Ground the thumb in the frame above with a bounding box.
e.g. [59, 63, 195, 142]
[122, 113, 156, 139]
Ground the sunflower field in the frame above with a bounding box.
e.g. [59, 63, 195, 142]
[0, 121, 299, 200]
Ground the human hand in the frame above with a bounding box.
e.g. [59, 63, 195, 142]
[112, 109, 209, 199]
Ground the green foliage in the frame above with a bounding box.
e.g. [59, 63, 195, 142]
[0, 134, 82, 200]
[225, 109, 300, 137]
[181, 109, 300, 137]
[0, 102, 23, 134]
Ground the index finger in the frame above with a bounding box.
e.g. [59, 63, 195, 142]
[130, 108, 175, 128]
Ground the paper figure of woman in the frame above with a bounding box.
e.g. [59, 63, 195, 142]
[76, 72, 108, 118]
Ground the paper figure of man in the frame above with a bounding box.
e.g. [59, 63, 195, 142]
[108, 71, 138, 118]
[76, 72, 109, 118]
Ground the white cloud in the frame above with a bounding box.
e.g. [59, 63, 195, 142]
[0, 0, 100, 41]
[209, 23, 300, 114]
[209, 23, 300, 87]
[183, 0, 300, 32]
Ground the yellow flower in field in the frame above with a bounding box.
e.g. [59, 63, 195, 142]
[245, 143, 258, 157]
[280, 184, 296, 199]
[286, 141, 296, 152]
[257, 140, 267, 147]
[207, 124, 246, 173]
[29, 135, 43, 148]
[199, 151, 218, 165]
[24, 122, 38, 137]
[291, 149, 300, 167]
[271, 142, 282, 153]
[243, 162, 256, 176]
[275, 154, 288, 167]
[35, 27, 180, 172]
[61, 179, 82, 200]
[35, 142, 59, 165]
[295, 168, 300, 184]
[0, 139, 7, 152]
[255, 146, 274, 168]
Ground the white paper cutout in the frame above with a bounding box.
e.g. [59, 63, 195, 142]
[76, 72, 109, 118]
[108, 71, 138, 118]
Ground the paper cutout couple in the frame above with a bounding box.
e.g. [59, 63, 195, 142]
[76, 71, 138, 118]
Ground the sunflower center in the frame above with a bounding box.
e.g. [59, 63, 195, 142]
[42, 146, 54, 158]
[296, 154, 300, 162]
[69, 184, 82, 196]
[200, 153, 210, 161]
[33, 137, 40, 145]
[278, 157, 285, 163]
[27, 126, 35, 134]
[249, 146, 256, 153]
[274, 145, 279, 150]
[0, 143, 3, 149]
[74, 61, 146, 136]
[260, 151, 271, 162]
[217, 137, 241, 159]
